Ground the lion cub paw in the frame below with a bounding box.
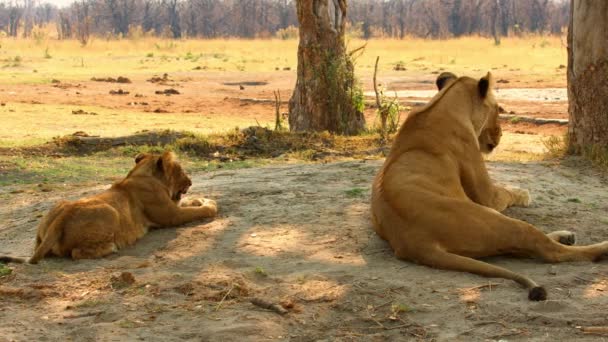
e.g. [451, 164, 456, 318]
[180, 198, 204, 207]
[181, 198, 218, 217]
[510, 188, 531, 207]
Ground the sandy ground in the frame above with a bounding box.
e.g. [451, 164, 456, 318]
[1, 71, 569, 133]
[2, 157, 608, 341]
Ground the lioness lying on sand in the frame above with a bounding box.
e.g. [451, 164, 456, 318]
[371, 72, 608, 301]
[1, 151, 217, 264]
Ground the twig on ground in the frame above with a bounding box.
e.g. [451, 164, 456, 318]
[581, 326, 608, 335]
[250, 298, 288, 315]
[214, 283, 235, 311]
[475, 321, 507, 328]
[489, 329, 525, 339]
[468, 283, 501, 291]
[63, 311, 103, 319]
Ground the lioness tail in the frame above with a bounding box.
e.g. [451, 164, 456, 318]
[28, 210, 69, 264]
[0, 256, 26, 263]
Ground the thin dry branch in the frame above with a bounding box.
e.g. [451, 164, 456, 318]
[250, 298, 288, 315]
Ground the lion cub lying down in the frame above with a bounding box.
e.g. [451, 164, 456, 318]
[1, 151, 217, 264]
[371, 72, 608, 301]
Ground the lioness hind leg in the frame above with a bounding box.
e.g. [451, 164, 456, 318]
[71, 243, 118, 260]
[547, 230, 576, 246]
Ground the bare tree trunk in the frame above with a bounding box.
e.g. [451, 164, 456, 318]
[567, 0, 608, 153]
[491, 0, 502, 45]
[288, 0, 365, 135]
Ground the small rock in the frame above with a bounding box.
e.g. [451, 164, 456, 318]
[548, 266, 557, 275]
[110, 272, 135, 289]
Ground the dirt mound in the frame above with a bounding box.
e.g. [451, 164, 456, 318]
[147, 73, 171, 84]
[71, 109, 97, 115]
[109, 89, 130, 95]
[155, 88, 180, 95]
[91, 76, 131, 83]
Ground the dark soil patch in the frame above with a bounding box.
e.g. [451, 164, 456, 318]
[91, 76, 131, 83]
[223, 81, 268, 86]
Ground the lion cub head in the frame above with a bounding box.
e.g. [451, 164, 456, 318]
[436, 72, 502, 153]
[131, 151, 192, 202]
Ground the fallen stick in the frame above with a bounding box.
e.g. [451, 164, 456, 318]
[581, 326, 608, 335]
[63, 311, 103, 319]
[214, 284, 235, 312]
[250, 298, 288, 315]
[458, 283, 501, 292]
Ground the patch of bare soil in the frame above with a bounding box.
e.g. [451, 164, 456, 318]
[2, 160, 608, 341]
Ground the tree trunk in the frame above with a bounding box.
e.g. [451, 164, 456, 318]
[288, 0, 365, 135]
[567, 1, 608, 153]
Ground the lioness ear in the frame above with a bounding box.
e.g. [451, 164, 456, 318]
[161, 151, 176, 164]
[478, 72, 493, 98]
[156, 157, 164, 173]
[157, 151, 175, 174]
[436, 72, 457, 90]
[135, 153, 146, 164]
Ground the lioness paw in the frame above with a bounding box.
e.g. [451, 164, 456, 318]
[510, 188, 531, 207]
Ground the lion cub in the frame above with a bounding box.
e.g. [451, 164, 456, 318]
[1, 151, 217, 264]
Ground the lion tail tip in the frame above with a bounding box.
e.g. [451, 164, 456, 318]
[0, 256, 26, 264]
[528, 286, 547, 301]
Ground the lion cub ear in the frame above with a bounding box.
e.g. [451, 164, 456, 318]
[436, 72, 457, 90]
[478, 72, 493, 98]
[135, 153, 148, 164]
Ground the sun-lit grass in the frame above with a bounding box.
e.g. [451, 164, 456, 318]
[0, 102, 273, 147]
[0, 36, 566, 83]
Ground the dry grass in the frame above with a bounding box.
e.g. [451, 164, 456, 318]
[0, 36, 566, 83]
[0, 103, 273, 148]
[0, 35, 566, 188]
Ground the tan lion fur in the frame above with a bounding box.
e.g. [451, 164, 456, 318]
[1, 151, 217, 264]
[371, 72, 608, 301]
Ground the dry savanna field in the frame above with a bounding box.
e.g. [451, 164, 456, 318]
[3, 36, 608, 341]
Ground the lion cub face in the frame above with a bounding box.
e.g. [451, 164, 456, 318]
[436, 72, 503, 153]
[133, 151, 193, 203]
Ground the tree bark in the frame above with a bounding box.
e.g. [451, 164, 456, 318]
[567, 0, 608, 153]
[288, 0, 365, 135]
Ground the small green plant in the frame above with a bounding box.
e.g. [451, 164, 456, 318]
[6, 55, 22, 67]
[581, 144, 608, 169]
[273, 90, 285, 132]
[75, 299, 107, 308]
[542, 134, 568, 159]
[173, 135, 212, 155]
[146, 52, 154, 58]
[389, 303, 411, 320]
[0, 263, 12, 277]
[567, 198, 581, 203]
[373, 56, 402, 139]
[345, 187, 365, 198]
[254, 266, 267, 277]
[509, 116, 522, 124]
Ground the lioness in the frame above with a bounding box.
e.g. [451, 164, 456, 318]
[0, 151, 217, 264]
[371, 72, 608, 301]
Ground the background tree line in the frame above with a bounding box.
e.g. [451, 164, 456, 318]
[0, 0, 569, 41]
